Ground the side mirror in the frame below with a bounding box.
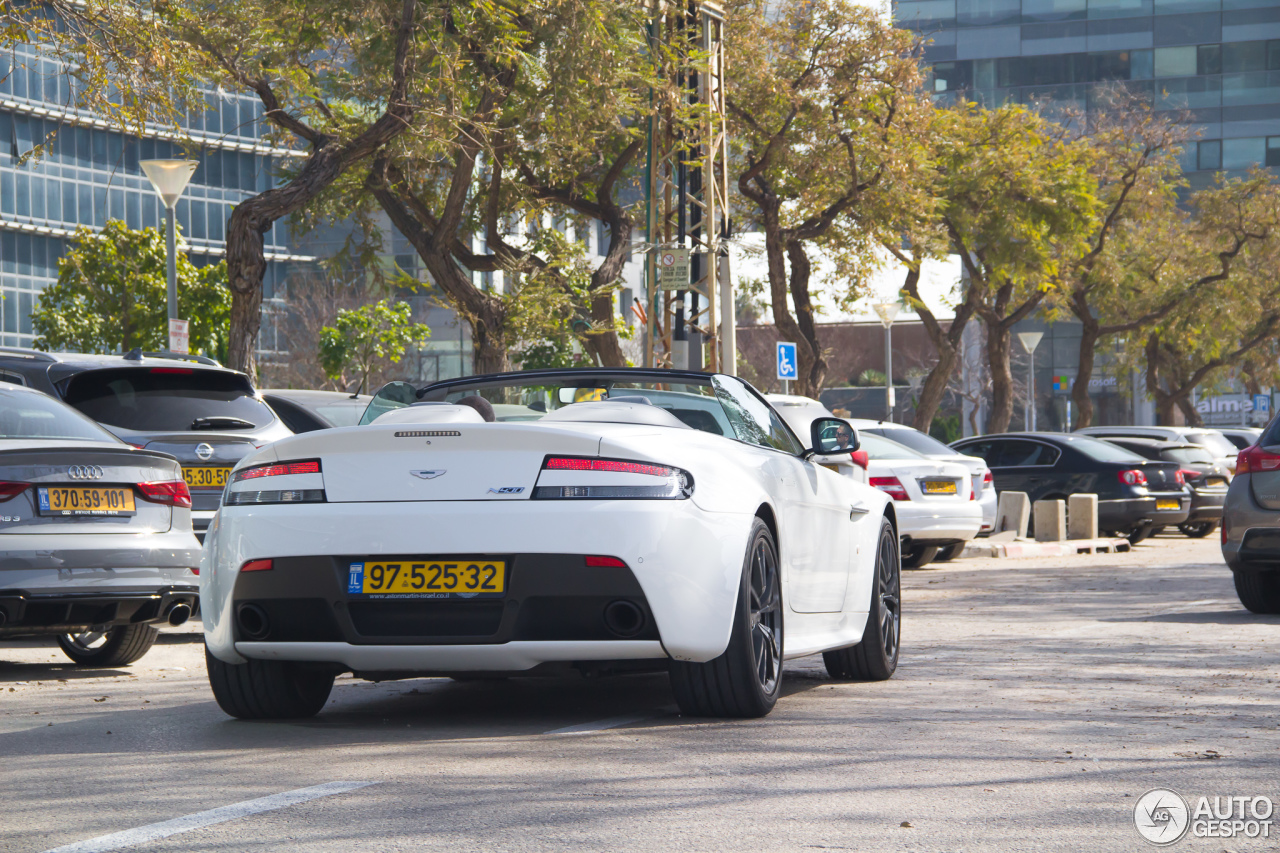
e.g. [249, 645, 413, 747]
[809, 417, 858, 457]
[359, 380, 419, 425]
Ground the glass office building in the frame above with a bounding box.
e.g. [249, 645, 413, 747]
[896, 0, 1280, 186]
[0, 40, 312, 352]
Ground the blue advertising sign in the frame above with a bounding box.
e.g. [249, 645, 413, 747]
[776, 342, 798, 381]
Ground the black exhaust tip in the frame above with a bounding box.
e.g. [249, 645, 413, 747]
[602, 599, 646, 638]
[236, 603, 270, 641]
[166, 603, 192, 627]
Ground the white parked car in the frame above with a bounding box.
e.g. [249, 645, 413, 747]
[762, 389, 983, 563]
[202, 369, 901, 721]
[851, 420, 997, 541]
[857, 432, 983, 569]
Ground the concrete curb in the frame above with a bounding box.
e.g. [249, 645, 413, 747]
[961, 537, 1132, 559]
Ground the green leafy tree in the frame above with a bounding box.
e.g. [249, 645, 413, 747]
[727, 0, 933, 397]
[318, 299, 430, 394]
[31, 220, 230, 359]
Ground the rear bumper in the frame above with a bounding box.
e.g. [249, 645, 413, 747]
[896, 503, 984, 545]
[1187, 489, 1226, 522]
[1098, 495, 1190, 530]
[237, 640, 666, 674]
[0, 585, 199, 636]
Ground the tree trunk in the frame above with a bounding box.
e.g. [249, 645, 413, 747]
[225, 202, 271, 376]
[472, 303, 510, 375]
[1071, 319, 1100, 430]
[582, 291, 626, 367]
[1175, 394, 1203, 427]
[786, 239, 826, 395]
[901, 265, 965, 434]
[984, 318, 1015, 433]
[761, 216, 815, 397]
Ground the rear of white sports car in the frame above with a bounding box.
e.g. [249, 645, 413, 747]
[201, 410, 767, 708]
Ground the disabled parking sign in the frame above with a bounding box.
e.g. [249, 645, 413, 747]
[776, 342, 798, 381]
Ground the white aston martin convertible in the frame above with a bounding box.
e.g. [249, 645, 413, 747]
[200, 369, 900, 719]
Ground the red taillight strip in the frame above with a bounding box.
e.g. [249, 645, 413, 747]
[544, 457, 672, 477]
[240, 559, 273, 572]
[234, 460, 322, 482]
[585, 555, 628, 568]
[869, 476, 910, 501]
[0, 482, 28, 502]
[136, 480, 193, 509]
[1237, 445, 1280, 474]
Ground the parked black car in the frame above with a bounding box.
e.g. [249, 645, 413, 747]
[0, 348, 292, 539]
[951, 432, 1190, 543]
[1096, 437, 1229, 538]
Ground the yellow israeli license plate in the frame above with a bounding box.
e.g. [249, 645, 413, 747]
[38, 486, 135, 516]
[349, 558, 507, 597]
[923, 480, 957, 495]
[1156, 499, 1181, 511]
[183, 467, 232, 489]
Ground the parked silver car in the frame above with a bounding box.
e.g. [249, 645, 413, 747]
[1220, 417, 1280, 613]
[1078, 425, 1239, 474]
[0, 385, 201, 665]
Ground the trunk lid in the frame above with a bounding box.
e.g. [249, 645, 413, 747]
[0, 445, 180, 534]
[140, 435, 260, 512]
[244, 424, 604, 504]
[1136, 460, 1183, 492]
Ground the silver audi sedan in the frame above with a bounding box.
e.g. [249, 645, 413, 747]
[0, 384, 201, 666]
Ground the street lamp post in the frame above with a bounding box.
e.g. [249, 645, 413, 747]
[140, 159, 199, 322]
[1017, 331, 1044, 431]
[873, 302, 900, 422]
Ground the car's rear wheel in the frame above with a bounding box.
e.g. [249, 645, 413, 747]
[824, 516, 900, 681]
[670, 518, 782, 718]
[1178, 521, 1217, 538]
[205, 647, 335, 719]
[57, 624, 158, 667]
[902, 544, 938, 569]
[1233, 570, 1280, 614]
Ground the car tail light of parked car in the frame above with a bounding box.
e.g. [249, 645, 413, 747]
[1235, 445, 1280, 475]
[533, 456, 694, 500]
[136, 480, 193, 508]
[1118, 469, 1147, 486]
[870, 476, 910, 501]
[0, 481, 28, 502]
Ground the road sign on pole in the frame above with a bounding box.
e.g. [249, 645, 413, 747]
[657, 247, 690, 291]
[776, 342, 798, 383]
[168, 318, 189, 354]
[1254, 394, 1271, 416]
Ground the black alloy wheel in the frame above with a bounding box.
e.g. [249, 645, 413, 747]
[670, 518, 782, 718]
[57, 624, 159, 667]
[824, 516, 901, 681]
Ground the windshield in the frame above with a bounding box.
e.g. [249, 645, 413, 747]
[859, 431, 929, 461]
[62, 367, 276, 432]
[0, 389, 122, 442]
[1068, 435, 1147, 463]
[863, 427, 959, 456]
[415, 372, 803, 453]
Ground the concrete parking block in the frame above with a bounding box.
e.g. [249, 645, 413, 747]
[1033, 499, 1066, 542]
[1068, 494, 1098, 540]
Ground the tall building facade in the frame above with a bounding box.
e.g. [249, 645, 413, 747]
[0, 40, 312, 353]
[897, 0, 1280, 187]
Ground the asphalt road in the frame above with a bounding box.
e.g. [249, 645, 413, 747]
[2, 535, 1277, 853]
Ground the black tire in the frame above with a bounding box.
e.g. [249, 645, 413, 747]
[934, 542, 964, 562]
[57, 624, 158, 667]
[670, 518, 782, 718]
[205, 647, 335, 720]
[1233, 570, 1280, 615]
[1178, 521, 1216, 538]
[902, 544, 938, 569]
[824, 516, 900, 681]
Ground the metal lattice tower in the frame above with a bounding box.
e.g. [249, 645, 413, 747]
[643, 0, 735, 374]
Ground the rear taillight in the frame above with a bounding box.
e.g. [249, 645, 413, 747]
[1176, 469, 1200, 485]
[1118, 469, 1147, 486]
[983, 470, 994, 485]
[0, 482, 28, 503]
[1236, 445, 1280, 475]
[232, 460, 322, 482]
[224, 459, 326, 506]
[533, 456, 693, 500]
[136, 480, 192, 508]
[870, 476, 910, 501]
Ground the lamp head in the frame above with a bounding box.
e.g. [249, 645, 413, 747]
[872, 302, 901, 328]
[1017, 331, 1044, 354]
[140, 159, 199, 208]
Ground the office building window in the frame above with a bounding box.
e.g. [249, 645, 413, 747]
[1154, 0, 1220, 13]
[956, 0, 1021, 27]
[1222, 137, 1264, 169]
[1198, 139, 1222, 170]
[1024, 0, 1088, 21]
[1088, 0, 1153, 19]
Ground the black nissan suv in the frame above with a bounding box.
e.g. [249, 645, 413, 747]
[0, 347, 292, 539]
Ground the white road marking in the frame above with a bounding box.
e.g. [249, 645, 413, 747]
[546, 714, 648, 735]
[40, 781, 377, 853]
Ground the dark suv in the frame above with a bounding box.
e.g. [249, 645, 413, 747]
[0, 348, 292, 538]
